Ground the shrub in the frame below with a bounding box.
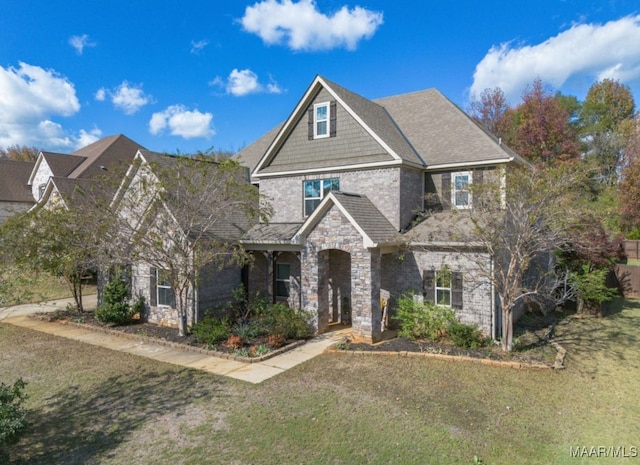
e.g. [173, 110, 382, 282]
[0, 378, 28, 448]
[96, 272, 134, 325]
[232, 320, 266, 340]
[394, 293, 455, 341]
[258, 303, 312, 340]
[268, 333, 285, 348]
[192, 317, 231, 346]
[448, 320, 485, 349]
[225, 335, 243, 349]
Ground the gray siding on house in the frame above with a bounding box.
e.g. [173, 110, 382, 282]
[264, 88, 393, 172]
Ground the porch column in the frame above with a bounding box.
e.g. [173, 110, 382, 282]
[352, 248, 382, 343]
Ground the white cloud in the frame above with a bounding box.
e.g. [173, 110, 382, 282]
[0, 62, 93, 151]
[95, 81, 153, 114]
[69, 34, 96, 55]
[470, 15, 640, 103]
[76, 128, 103, 148]
[211, 69, 283, 96]
[240, 0, 383, 51]
[149, 105, 214, 139]
[190, 39, 209, 54]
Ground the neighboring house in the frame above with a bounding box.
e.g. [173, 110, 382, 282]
[111, 150, 253, 327]
[29, 134, 145, 207]
[0, 159, 36, 223]
[235, 75, 528, 343]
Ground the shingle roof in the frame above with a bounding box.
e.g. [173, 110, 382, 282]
[329, 192, 400, 245]
[0, 159, 35, 203]
[241, 76, 524, 179]
[68, 134, 146, 179]
[41, 152, 86, 177]
[403, 211, 479, 246]
[241, 222, 303, 245]
[375, 89, 523, 167]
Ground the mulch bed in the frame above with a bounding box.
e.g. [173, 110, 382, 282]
[31, 309, 305, 360]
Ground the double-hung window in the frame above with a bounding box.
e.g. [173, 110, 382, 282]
[304, 178, 339, 216]
[314, 102, 330, 138]
[276, 263, 291, 298]
[156, 269, 174, 307]
[452, 172, 472, 209]
[423, 267, 463, 309]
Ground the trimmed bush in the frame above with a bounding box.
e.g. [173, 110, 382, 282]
[394, 293, 455, 341]
[448, 320, 485, 349]
[258, 303, 312, 340]
[96, 272, 134, 325]
[192, 316, 231, 346]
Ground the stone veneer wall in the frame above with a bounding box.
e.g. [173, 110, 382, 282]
[130, 261, 241, 327]
[381, 248, 494, 335]
[302, 205, 381, 342]
[260, 166, 424, 231]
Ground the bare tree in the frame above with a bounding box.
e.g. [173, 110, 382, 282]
[109, 152, 270, 336]
[0, 145, 40, 161]
[445, 165, 582, 351]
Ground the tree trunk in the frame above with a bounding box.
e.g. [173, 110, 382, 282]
[501, 307, 513, 351]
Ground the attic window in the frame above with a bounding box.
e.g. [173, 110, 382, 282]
[314, 102, 329, 138]
[308, 101, 337, 140]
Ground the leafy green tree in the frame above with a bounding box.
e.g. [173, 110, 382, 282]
[580, 79, 636, 184]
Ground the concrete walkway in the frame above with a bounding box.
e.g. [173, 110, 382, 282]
[0, 297, 349, 384]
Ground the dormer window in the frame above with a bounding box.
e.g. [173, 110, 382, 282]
[314, 102, 329, 138]
[38, 184, 46, 200]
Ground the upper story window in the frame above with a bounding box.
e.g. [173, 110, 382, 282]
[308, 101, 336, 140]
[314, 102, 330, 138]
[452, 172, 472, 209]
[304, 178, 339, 216]
[38, 184, 46, 200]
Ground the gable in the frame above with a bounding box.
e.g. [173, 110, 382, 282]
[260, 87, 393, 174]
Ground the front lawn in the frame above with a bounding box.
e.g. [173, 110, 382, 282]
[2, 299, 639, 464]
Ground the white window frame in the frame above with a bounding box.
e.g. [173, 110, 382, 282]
[452, 171, 472, 209]
[38, 184, 46, 200]
[314, 102, 330, 139]
[156, 269, 173, 307]
[276, 263, 291, 298]
[435, 268, 452, 307]
[303, 178, 340, 216]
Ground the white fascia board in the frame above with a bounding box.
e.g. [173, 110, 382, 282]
[425, 158, 512, 171]
[254, 75, 411, 176]
[27, 152, 45, 186]
[110, 150, 146, 210]
[294, 192, 376, 248]
[253, 76, 325, 175]
[316, 77, 403, 163]
[254, 158, 427, 179]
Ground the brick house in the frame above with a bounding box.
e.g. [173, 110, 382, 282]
[236, 75, 528, 342]
[0, 159, 35, 223]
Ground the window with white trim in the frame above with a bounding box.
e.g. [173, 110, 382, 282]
[38, 184, 46, 200]
[436, 268, 452, 306]
[423, 267, 463, 309]
[314, 102, 330, 139]
[304, 178, 339, 216]
[156, 269, 174, 307]
[276, 263, 291, 298]
[452, 172, 472, 209]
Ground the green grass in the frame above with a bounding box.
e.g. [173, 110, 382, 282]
[2, 300, 640, 464]
[1, 271, 96, 306]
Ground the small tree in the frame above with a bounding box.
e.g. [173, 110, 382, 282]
[443, 164, 583, 351]
[109, 154, 270, 337]
[0, 378, 28, 449]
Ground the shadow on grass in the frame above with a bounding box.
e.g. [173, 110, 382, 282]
[551, 298, 640, 376]
[9, 369, 226, 465]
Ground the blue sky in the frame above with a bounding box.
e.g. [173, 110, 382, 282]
[1, 0, 639, 155]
